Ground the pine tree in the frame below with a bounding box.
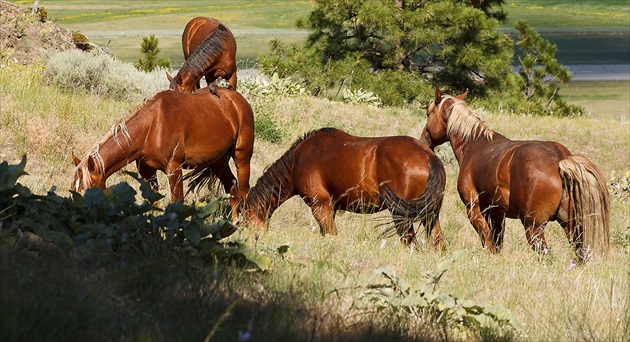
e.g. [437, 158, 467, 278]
[259, 0, 513, 106]
[134, 35, 171, 72]
[511, 20, 583, 116]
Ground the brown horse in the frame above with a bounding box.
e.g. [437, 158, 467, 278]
[242, 128, 447, 248]
[166, 17, 237, 93]
[419, 88, 610, 261]
[72, 87, 254, 217]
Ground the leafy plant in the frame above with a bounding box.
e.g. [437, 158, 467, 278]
[343, 88, 382, 107]
[358, 251, 516, 340]
[0, 156, 271, 270]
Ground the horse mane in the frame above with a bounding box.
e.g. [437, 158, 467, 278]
[440, 95, 494, 141]
[180, 24, 231, 77]
[74, 94, 155, 187]
[246, 128, 335, 217]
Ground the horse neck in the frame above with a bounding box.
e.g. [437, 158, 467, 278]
[96, 119, 145, 179]
[246, 180, 295, 221]
[175, 67, 196, 88]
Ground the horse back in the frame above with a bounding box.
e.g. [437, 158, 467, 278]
[182, 17, 222, 58]
[292, 129, 436, 208]
[141, 89, 254, 166]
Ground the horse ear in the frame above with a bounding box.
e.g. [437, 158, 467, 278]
[456, 88, 469, 100]
[72, 152, 81, 166]
[166, 72, 173, 82]
[434, 87, 442, 104]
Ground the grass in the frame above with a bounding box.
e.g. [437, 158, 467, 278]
[1, 60, 629, 341]
[562, 81, 630, 120]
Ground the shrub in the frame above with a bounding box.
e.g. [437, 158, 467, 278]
[358, 252, 517, 340]
[239, 73, 307, 143]
[43, 49, 168, 102]
[71, 31, 93, 52]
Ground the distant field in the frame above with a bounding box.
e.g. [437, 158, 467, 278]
[563, 80, 630, 120]
[7, 0, 629, 66]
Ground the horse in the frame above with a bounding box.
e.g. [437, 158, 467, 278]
[166, 17, 237, 94]
[419, 88, 610, 261]
[72, 87, 254, 219]
[241, 127, 447, 248]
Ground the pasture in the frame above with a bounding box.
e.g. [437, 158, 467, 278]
[1, 57, 629, 340]
[1, 0, 629, 341]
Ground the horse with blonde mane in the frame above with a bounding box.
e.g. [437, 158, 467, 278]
[166, 17, 237, 94]
[420, 88, 610, 261]
[242, 127, 447, 248]
[72, 87, 254, 218]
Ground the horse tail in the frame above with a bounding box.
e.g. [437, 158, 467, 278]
[183, 166, 221, 197]
[558, 155, 610, 259]
[380, 154, 446, 230]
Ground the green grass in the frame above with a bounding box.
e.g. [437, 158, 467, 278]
[562, 81, 630, 120]
[504, 0, 630, 28]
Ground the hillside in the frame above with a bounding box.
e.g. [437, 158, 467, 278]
[0, 0, 76, 63]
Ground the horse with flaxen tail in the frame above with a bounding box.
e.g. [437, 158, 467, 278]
[242, 127, 447, 248]
[72, 87, 254, 220]
[420, 88, 610, 261]
[166, 17, 237, 93]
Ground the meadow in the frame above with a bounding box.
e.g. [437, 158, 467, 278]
[1, 54, 629, 340]
[1, 0, 629, 341]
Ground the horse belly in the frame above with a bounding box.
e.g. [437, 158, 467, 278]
[332, 188, 382, 213]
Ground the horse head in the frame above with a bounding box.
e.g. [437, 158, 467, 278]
[72, 152, 106, 193]
[166, 71, 195, 94]
[419, 88, 469, 149]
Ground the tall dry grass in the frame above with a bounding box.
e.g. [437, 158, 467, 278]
[1, 58, 628, 341]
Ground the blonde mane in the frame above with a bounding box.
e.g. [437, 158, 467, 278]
[74, 94, 156, 190]
[439, 95, 494, 141]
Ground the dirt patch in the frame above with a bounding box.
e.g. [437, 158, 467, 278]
[0, 0, 75, 64]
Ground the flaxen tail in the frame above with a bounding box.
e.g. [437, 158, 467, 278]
[559, 155, 610, 259]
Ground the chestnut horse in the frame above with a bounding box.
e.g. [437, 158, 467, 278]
[242, 128, 447, 248]
[166, 17, 237, 94]
[419, 89, 610, 261]
[72, 87, 254, 217]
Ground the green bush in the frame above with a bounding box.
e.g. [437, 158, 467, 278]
[43, 50, 168, 102]
[239, 73, 308, 143]
[358, 252, 517, 340]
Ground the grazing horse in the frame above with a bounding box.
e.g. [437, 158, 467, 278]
[72, 87, 254, 218]
[166, 17, 237, 94]
[242, 127, 447, 248]
[419, 88, 610, 261]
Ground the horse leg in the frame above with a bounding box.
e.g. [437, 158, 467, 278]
[393, 220, 416, 246]
[136, 161, 159, 192]
[309, 198, 337, 236]
[209, 156, 239, 221]
[423, 217, 445, 251]
[463, 196, 497, 253]
[232, 140, 253, 205]
[165, 162, 184, 202]
[488, 214, 506, 252]
[521, 217, 550, 255]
